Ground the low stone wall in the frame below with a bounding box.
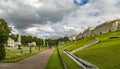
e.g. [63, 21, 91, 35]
[57, 47, 68, 69]
[64, 50, 99, 69]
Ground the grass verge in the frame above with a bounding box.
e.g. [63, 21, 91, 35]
[59, 48, 81, 69]
[46, 48, 64, 69]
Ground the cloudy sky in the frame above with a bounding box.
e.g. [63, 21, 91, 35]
[0, 0, 120, 39]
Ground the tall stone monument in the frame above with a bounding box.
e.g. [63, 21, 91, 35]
[17, 34, 22, 49]
[43, 39, 46, 46]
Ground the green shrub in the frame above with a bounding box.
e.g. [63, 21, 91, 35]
[0, 19, 10, 60]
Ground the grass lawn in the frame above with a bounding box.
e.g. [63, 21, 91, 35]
[64, 37, 94, 51]
[62, 41, 75, 48]
[5, 50, 30, 58]
[74, 30, 120, 69]
[59, 48, 81, 69]
[46, 48, 64, 69]
[1, 47, 47, 63]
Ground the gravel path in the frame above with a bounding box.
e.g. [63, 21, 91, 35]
[0, 48, 54, 69]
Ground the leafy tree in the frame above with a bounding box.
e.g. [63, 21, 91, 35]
[21, 35, 33, 45]
[45, 37, 69, 46]
[57, 37, 69, 42]
[46, 39, 58, 46]
[9, 34, 17, 42]
[0, 19, 10, 60]
[21, 35, 43, 46]
[32, 36, 43, 45]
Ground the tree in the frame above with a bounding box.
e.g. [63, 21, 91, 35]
[0, 19, 10, 60]
[9, 34, 17, 42]
[57, 37, 69, 42]
[47, 39, 58, 46]
[21, 35, 43, 46]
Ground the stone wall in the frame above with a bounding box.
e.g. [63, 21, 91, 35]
[76, 19, 120, 39]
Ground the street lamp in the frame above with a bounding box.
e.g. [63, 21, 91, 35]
[29, 45, 32, 53]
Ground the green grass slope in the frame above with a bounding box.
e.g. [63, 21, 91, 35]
[74, 30, 120, 69]
[63, 37, 94, 51]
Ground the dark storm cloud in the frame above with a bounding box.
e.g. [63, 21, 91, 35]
[1, 0, 120, 39]
[0, 0, 68, 29]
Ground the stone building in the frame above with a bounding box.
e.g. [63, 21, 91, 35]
[76, 33, 83, 39]
[93, 22, 109, 35]
[7, 34, 22, 47]
[82, 28, 92, 38]
[72, 34, 77, 41]
[93, 20, 120, 35]
[28, 42, 36, 46]
[108, 20, 120, 31]
[90, 29, 95, 36]
[7, 38, 15, 47]
[76, 19, 120, 39]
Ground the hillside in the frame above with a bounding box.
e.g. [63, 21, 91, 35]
[63, 37, 94, 51]
[73, 30, 120, 69]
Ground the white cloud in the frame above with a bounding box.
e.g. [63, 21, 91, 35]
[1, 0, 120, 39]
[23, 0, 43, 8]
[0, 9, 4, 13]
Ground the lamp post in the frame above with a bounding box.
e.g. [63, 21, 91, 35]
[38, 45, 40, 51]
[29, 45, 32, 53]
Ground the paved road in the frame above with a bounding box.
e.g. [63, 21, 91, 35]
[0, 48, 54, 69]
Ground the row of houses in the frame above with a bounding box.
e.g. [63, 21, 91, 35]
[7, 34, 22, 47]
[76, 19, 120, 39]
[7, 34, 36, 47]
